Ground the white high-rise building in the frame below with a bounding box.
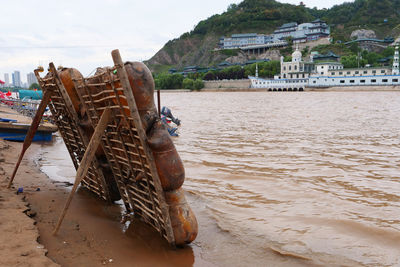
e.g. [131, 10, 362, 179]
[4, 73, 9, 86]
[27, 72, 37, 87]
[12, 71, 21, 87]
[392, 45, 399, 75]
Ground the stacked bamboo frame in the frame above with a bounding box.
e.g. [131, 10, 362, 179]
[34, 63, 112, 201]
[8, 50, 178, 246]
[70, 55, 175, 244]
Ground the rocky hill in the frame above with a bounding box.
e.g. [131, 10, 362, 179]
[146, 0, 400, 73]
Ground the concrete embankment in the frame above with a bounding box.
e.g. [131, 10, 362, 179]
[203, 79, 252, 91]
[306, 85, 400, 91]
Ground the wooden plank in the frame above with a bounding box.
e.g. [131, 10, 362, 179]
[53, 107, 112, 235]
[7, 89, 52, 188]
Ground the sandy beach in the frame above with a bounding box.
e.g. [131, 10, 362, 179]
[0, 140, 58, 267]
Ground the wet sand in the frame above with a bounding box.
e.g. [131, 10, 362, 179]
[0, 140, 58, 267]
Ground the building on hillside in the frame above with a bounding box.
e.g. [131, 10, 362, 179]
[248, 47, 311, 91]
[183, 66, 210, 75]
[273, 22, 298, 39]
[168, 68, 177, 74]
[249, 44, 400, 90]
[377, 56, 393, 66]
[273, 19, 330, 43]
[218, 61, 233, 68]
[314, 62, 344, 76]
[311, 51, 340, 62]
[219, 19, 330, 51]
[279, 47, 315, 79]
[220, 33, 271, 49]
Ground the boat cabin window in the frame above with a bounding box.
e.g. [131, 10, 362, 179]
[371, 79, 376, 82]
[339, 72, 343, 75]
[381, 70, 385, 73]
[350, 80, 355, 83]
[382, 79, 388, 82]
[340, 80, 345, 83]
[360, 80, 365, 83]
[393, 79, 398, 82]
[355, 71, 359, 74]
[363, 70, 368, 74]
[331, 72, 335, 75]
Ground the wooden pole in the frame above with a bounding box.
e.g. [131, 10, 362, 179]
[157, 90, 161, 118]
[7, 89, 52, 188]
[52, 107, 112, 235]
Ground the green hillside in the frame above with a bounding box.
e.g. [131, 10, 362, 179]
[146, 0, 400, 73]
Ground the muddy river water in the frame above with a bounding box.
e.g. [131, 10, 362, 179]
[38, 91, 400, 266]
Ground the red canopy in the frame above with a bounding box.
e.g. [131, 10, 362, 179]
[0, 80, 5, 85]
[0, 91, 7, 99]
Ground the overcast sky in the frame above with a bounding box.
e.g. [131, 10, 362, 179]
[0, 0, 350, 83]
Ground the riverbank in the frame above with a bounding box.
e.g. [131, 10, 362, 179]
[200, 79, 400, 92]
[306, 85, 400, 91]
[0, 140, 58, 267]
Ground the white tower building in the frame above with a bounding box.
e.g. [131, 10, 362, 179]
[27, 72, 37, 87]
[392, 45, 399, 75]
[4, 73, 9, 86]
[255, 63, 258, 78]
[292, 46, 302, 62]
[12, 71, 21, 87]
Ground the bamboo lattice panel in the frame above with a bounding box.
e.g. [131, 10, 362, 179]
[36, 69, 112, 201]
[73, 68, 175, 244]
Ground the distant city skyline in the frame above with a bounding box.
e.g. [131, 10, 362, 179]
[0, 0, 351, 80]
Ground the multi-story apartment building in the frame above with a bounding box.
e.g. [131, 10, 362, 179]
[220, 19, 330, 50]
[274, 19, 330, 43]
[27, 72, 37, 87]
[4, 73, 9, 86]
[12, 71, 21, 87]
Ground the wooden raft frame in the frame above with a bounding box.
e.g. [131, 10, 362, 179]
[34, 63, 113, 201]
[69, 50, 175, 245]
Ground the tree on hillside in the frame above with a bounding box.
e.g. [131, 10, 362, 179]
[154, 73, 184, 89]
[341, 55, 367, 68]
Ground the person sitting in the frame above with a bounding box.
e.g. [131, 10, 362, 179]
[161, 106, 180, 136]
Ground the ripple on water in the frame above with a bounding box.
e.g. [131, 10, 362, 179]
[170, 91, 400, 266]
[37, 91, 400, 266]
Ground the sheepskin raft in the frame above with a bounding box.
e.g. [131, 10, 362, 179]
[27, 50, 198, 246]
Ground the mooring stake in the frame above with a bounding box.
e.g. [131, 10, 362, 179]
[53, 107, 112, 235]
[7, 89, 52, 188]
